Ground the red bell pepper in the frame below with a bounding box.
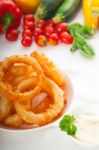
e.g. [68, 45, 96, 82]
[0, 0, 22, 32]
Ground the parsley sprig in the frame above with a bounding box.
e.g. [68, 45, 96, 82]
[59, 115, 77, 136]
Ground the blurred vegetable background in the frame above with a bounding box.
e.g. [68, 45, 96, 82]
[83, 0, 99, 30]
[0, 0, 98, 59]
[15, 0, 42, 14]
[35, 0, 81, 23]
[0, 0, 22, 32]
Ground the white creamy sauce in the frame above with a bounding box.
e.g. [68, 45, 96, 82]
[72, 104, 99, 145]
[75, 115, 99, 144]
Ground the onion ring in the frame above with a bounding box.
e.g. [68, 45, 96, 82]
[0, 94, 11, 120]
[31, 51, 65, 86]
[15, 77, 64, 125]
[6, 64, 34, 77]
[0, 55, 43, 101]
[4, 64, 37, 88]
[4, 114, 23, 127]
[0, 51, 70, 129]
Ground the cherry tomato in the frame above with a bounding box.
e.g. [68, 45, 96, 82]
[24, 14, 34, 23]
[47, 20, 55, 27]
[5, 29, 19, 41]
[44, 25, 54, 37]
[59, 32, 73, 44]
[48, 33, 59, 45]
[23, 22, 35, 31]
[35, 35, 47, 47]
[37, 20, 46, 28]
[55, 22, 68, 33]
[34, 28, 43, 37]
[23, 25, 29, 30]
[22, 29, 32, 37]
[21, 36, 32, 47]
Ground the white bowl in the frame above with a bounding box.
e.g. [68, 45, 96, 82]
[0, 74, 73, 150]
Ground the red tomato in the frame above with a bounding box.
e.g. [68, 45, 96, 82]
[5, 29, 19, 41]
[23, 25, 28, 30]
[0, 24, 3, 33]
[35, 35, 47, 47]
[24, 14, 34, 23]
[9, 22, 21, 30]
[59, 32, 73, 44]
[44, 25, 54, 37]
[47, 20, 55, 27]
[48, 33, 59, 45]
[21, 36, 32, 47]
[34, 28, 43, 37]
[55, 22, 68, 33]
[23, 22, 35, 31]
[22, 29, 32, 37]
[37, 20, 46, 28]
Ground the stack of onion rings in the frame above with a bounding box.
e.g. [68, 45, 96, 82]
[0, 51, 68, 129]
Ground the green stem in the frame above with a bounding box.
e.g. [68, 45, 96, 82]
[2, 14, 14, 31]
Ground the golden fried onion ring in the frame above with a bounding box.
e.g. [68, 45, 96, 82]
[15, 77, 64, 125]
[4, 114, 23, 127]
[0, 51, 69, 128]
[0, 55, 43, 101]
[0, 94, 11, 120]
[31, 51, 65, 86]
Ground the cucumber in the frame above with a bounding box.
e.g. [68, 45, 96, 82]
[53, 0, 81, 23]
[35, 0, 63, 22]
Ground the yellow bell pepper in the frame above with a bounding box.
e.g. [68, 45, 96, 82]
[15, 0, 41, 14]
[83, 0, 99, 29]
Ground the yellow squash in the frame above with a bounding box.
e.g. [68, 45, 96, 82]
[15, 0, 41, 14]
[83, 0, 99, 29]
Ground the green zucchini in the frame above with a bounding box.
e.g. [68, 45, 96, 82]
[35, 0, 63, 22]
[53, 0, 81, 23]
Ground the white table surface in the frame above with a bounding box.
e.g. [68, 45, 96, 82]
[0, 9, 99, 150]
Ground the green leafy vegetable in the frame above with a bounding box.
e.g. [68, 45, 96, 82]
[68, 23, 95, 58]
[59, 115, 77, 136]
[69, 23, 93, 38]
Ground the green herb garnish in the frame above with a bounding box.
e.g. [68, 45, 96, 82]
[68, 23, 95, 58]
[59, 115, 77, 136]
